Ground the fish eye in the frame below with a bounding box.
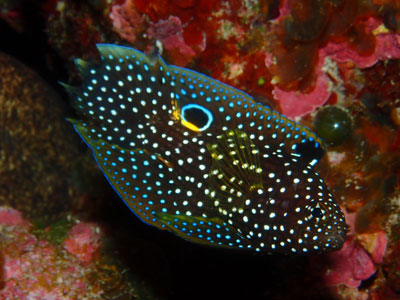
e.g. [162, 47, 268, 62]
[181, 103, 213, 132]
[311, 207, 323, 219]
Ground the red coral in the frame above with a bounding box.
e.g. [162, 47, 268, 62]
[63, 223, 101, 264]
[383, 227, 400, 296]
[132, 0, 216, 65]
[236, 52, 274, 99]
[268, 0, 377, 92]
[133, 0, 216, 23]
[109, 0, 215, 66]
[147, 16, 199, 66]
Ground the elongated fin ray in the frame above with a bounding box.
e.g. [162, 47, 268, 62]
[206, 129, 263, 209]
[73, 58, 93, 75]
[59, 82, 79, 95]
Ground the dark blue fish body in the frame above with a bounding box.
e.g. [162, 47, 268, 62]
[64, 44, 347, 254]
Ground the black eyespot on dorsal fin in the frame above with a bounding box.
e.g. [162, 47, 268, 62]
[292, 139, 325, 167]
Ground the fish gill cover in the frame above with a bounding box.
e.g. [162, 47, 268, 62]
[62, 44, 347, 254]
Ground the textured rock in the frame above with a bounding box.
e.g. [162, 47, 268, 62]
[0, 51, 82, 222]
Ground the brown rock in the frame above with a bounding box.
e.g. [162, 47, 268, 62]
[0, 51, 84, 222]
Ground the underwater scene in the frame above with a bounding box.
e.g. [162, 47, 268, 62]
[0, 0, 400, 299]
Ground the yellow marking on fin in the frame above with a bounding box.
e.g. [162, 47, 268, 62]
[180, 119, 200, 132]
[171, 98, 200, 132]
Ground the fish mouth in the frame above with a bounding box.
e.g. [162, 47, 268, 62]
[326, 230, 347, 249]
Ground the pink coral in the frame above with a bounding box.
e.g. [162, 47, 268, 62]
[110, 0, 203, 66]
[148, 16, 199, 66]
[322, 238, 376, 288]
[63, 222, 101, 264]
[2, 240, 90, 300]
[357, 231, 387, 264]
[322, 18, 400, 69]
[313, 208, 388, 288]
[269, 15, 400, 119]
[0, 206, 104, 299]
[0, 206, 30, 227]
[322, 33, 400, 69]
[272, 55, 331, 119]
[109, 0, 145, 44]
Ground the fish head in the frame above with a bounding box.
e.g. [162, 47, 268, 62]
[286, 181, 347, 254]
[256, 161, 348, 254]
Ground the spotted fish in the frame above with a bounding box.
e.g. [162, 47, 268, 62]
[63, 44, 347, 254]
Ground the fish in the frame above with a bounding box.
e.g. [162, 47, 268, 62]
[63, 44, 347, 254]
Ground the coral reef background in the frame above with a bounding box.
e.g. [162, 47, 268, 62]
[1, 0, 400, 299]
